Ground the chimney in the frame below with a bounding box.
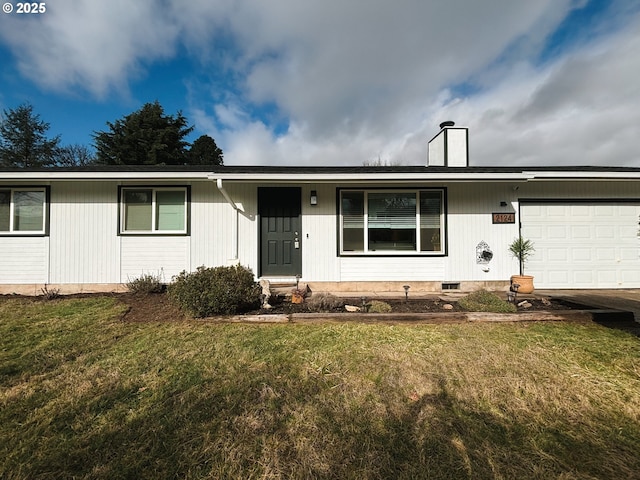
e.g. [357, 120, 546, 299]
[427, 121, 469, 167]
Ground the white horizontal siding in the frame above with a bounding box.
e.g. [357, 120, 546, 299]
[0, 237, 48, 283]
[120, 235, 190, 283]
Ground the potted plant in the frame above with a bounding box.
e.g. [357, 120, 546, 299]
[508, 236, 535, 294]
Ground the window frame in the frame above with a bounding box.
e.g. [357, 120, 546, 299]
[0, 186, 49, 236]
[337, 187, 447, 256]
[118, 185, 190, 236]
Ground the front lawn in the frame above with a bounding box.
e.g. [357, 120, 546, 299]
[1, 296, 639, 479]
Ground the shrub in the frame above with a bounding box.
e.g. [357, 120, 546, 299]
[126, 272, 164, 295]
[367, 300, 392, 313]
[305, 293, 344, 312]
[167, 265, 261, 317]
[40, 285, 61, 300]
[459, 289, 517, 313]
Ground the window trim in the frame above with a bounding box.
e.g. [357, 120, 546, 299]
[0, 186, 49, 236]
[337, 187, 447, 256]
[118, 185, 190, 236]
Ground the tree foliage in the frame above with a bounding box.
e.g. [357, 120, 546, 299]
[93, 101, 195, 165]
[187, 134, 224, 165]
[0, 103, 60, 168]
[55, 144, 96, 167]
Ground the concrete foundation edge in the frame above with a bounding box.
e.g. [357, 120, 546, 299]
[0, 281, 511, 296]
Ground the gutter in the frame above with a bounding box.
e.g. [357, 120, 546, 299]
[210, 172, 536, 183]
[214, 178, 240, 261]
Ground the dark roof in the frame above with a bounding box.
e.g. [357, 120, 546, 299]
[1, 164, 640, 174]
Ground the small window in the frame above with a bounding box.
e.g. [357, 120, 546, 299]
[339, 189, 445, 255]
[120, 187, 188, 234]
[0, 188, 47, 235]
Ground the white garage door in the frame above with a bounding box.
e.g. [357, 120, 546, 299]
[520, 202, 640, 288]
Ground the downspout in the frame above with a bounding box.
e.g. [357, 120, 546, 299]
[215, 178, 240, 262]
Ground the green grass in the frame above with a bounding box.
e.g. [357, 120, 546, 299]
[1, 296, 640, 479]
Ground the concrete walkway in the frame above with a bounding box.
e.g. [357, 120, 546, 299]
[536, 289, 640, 322]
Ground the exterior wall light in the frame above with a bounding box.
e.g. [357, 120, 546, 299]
[310, 190, 318, 205]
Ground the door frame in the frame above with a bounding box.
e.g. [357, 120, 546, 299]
[257, 187, 302, 278]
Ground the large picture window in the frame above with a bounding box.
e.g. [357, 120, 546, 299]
[0, 187, 48, 235]
[120, 187, 189, 234]
[339, 189, 445, 254]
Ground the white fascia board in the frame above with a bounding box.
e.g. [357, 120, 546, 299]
[207, 172, 534, 183]
[0, 171, 214, 181]
[526, 171, 640, 180]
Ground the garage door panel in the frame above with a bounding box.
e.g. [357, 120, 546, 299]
[521, 202, 640, 288]
[594, 205, 615, 216]
[547, 205, 568, 217]
[571, 205, 590, 216]
[595, 248, 615, 261]
[548, 226, 568, 239]
[595, 226, 614, 239]
[570, 225, 591, 239]
[620, 225, 638, 238]
[547, 248, 568, 261]
[621, 270, 640, 283]
[547, 270, 569, 284]
[572, 270, 594, 285]
[620, 248, 638, 260]
[571, 248, 591, 261]
[596, 270, 617, 284]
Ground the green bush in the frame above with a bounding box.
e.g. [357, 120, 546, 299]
[459, 289, 517, 313]
[167, 265, 261, 317]
[367, 300, 392, 313]
[305, 293, 344, 312]
[126, 272, 164, 295]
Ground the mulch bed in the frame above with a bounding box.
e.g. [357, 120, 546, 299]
[0, 291, 579, 322]
[118, 293, 188, 323]
[245, 295, 573, 315]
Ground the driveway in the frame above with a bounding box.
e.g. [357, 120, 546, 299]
[537, 289, 640, 323]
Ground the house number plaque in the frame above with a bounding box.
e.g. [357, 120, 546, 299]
[492, 212, 515, 224]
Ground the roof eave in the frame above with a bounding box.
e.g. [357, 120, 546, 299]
[0, 171, 214, 181]
[207, 172, 535, 183]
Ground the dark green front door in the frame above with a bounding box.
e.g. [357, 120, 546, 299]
[259, 187, 302, 277]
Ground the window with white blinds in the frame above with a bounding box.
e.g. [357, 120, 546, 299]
[0, 188, 47, 235]
[339, 189, 444, 254]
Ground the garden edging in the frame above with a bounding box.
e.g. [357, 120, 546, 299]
[212, 308, 629, 324]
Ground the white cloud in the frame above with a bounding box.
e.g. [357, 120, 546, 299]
[1, 0, 639, 167]
[434, 14, 640, 167]
[0, 0, 179, 97]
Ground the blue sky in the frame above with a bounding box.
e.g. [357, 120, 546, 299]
[1, 0, 639, 166]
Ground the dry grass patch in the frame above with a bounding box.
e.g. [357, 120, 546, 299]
[1, 297, 639, 479]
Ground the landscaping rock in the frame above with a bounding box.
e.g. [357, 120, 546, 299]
[518, 300, 533, 309]
[345, 305, 362, 312]
[442, 304, 454, 310]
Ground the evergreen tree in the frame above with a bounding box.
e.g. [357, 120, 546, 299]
[186, 134, 224, 165]
[0, 103, 60, 168]
[93, 101, 194, 165]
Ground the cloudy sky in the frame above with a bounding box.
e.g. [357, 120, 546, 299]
[0, 0, 639, 167]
